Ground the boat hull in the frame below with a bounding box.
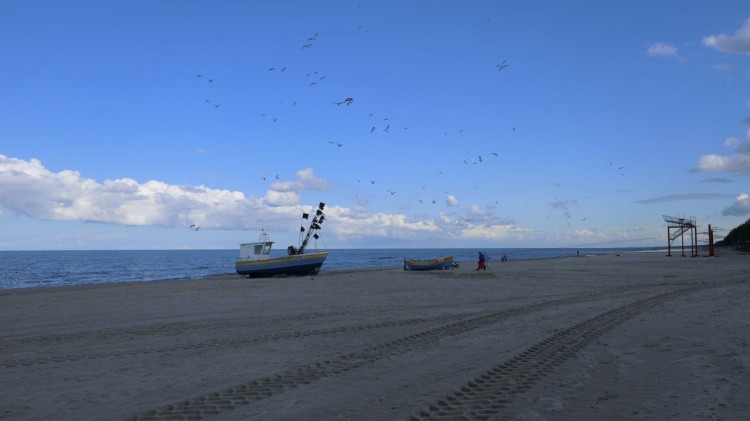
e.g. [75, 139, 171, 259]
[403, 256, 453, 271]
[235, 252, 328, 277]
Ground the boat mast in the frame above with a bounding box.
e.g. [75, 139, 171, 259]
[296, 202, 325, 254]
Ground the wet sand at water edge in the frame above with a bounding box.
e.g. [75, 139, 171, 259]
[1, 249, 748, 420]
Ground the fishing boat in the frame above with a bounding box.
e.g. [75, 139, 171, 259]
[235, 202, 329, 278]
[403, 255, 454, 271]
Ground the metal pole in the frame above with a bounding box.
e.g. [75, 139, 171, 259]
[681, 224, 685, 257]
[667, 226, 672, 256]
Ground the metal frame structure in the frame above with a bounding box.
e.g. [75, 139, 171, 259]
[663, 215, 698, 257]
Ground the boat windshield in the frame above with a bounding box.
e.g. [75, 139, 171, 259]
[254, 243, 273, 255]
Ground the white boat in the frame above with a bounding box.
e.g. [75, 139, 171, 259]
[235, 203, 328, 277]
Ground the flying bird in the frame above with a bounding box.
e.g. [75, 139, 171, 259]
[333, 98, 353, 106]
[497, 60, 509, 71]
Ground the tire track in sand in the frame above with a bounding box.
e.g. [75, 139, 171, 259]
[408, 285, 707, 420]
[125, 284, 699, 420]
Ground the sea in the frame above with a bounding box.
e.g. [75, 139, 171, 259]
[0, 247, 660, 290]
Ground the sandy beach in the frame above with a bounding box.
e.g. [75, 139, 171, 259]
[1, 250, 748, 420]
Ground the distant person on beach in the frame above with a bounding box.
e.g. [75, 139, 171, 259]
[476, 251, 486, 270]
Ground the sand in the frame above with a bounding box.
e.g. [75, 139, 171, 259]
[1, 249, 748, 420]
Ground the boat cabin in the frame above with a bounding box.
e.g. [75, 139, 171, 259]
[238, 231, 273, 261]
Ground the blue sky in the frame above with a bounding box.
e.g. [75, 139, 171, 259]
[1, 1, 749, 250]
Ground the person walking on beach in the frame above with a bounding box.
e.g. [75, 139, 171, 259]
[476, 251, 487, 270]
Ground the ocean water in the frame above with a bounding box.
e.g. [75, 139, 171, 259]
[0, 247, 658, 290]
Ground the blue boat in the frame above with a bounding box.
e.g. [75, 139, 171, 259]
[235, 203, 328, 278]
[403, 255, 454, 271]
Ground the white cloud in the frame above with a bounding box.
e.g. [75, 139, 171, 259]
[703, 17, 750, 54]
[0, 155, 533, 246]
[696, 131, 750, 174]
[446, 194, 459, 206]
[264, 190, 299, 207]
[0, 154, 321, 229]
[270, 167, 328, 192]
[646, 42, 681, 59]
[722, 193, 750, 216]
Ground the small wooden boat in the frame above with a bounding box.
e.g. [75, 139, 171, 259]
[235, 202, 328, 278]
[403, 255, 454, 271]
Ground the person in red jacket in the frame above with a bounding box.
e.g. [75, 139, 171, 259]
[476, 251, 486, 270]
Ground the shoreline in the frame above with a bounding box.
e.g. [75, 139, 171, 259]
[2, 250, 747, 420]
[2, 245, 730, 293]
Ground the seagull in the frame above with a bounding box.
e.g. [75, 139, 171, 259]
[491, 152, 498, 156]
[303, 43, 313, 48]
[384, 125, 390, 133]
[370, 126, 376, 133]
[497, 60, 509, 71]
[196, 74, 203, 78]
[208, 79, 214, 83]
[308, 32, 318, 41]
